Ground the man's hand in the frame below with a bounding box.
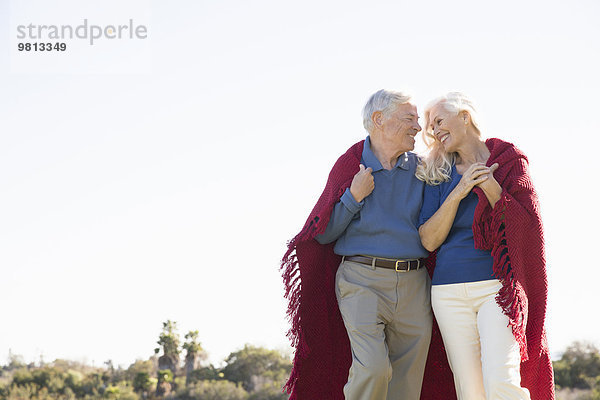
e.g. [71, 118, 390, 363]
[350, 164, 374, 203]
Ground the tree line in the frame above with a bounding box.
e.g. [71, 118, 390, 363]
[554, 341, 600, 400]
[0, 320, 290, 400]
[1, 321, 599, 400]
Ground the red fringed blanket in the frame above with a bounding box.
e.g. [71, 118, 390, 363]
[281, 141, 362, 400]
[281, 138, 553, 400]
[470, 138, 554, 399]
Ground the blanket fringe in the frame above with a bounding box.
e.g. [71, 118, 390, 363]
[280, 213, 323, 394]
[490, 218, 529, 361]
[281, 240, 307, 394]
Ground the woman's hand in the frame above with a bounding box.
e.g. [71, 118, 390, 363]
[419, 163, 491, 252]
[476, 163, 502, 208]
[451, 163, 492, 200]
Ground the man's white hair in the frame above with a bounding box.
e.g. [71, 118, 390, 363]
[362, 89, 412, 133]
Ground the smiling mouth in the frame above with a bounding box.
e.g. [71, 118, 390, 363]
[438, 133, 450, 143]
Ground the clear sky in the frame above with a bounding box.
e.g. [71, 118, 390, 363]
[1, 0, 599, 368]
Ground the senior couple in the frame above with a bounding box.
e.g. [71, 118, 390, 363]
[281, 90, 554, 400]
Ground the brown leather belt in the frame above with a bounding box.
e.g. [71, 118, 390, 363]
[344, 255, 424, 272]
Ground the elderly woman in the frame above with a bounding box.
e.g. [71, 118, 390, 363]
[415, 93, 554, 400]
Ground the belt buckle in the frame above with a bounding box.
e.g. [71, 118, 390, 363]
[395, 260, 409, 272]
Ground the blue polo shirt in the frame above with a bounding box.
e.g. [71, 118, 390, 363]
[418, 164, 495, 285]
[315, 136, 429, 260]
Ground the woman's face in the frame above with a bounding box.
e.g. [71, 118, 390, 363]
[428, 103, 468, 153]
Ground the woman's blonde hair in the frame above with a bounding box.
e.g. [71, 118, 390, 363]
[415, 92, 482, 185]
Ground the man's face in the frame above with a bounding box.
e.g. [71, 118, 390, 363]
[380, 103, 422, 152]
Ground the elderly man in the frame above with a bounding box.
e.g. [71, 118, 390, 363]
[282, 89, 432, 400]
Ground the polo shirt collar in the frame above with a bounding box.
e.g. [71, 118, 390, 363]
[363, 136, 410, 171]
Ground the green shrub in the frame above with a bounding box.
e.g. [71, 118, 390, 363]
[173, 380, 248, 400]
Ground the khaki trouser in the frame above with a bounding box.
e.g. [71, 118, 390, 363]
[335, 259, 432, 400]
[431, 279, 530, 400]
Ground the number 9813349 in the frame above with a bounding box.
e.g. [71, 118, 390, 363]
[17, 42, 67, 51]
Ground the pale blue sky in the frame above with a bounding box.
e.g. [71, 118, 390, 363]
[1, 0, 599, 367]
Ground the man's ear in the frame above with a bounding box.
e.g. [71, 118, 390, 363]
[372, 111, 383, 129]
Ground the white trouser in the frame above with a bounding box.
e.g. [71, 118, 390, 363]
[431, 279, 531, 400]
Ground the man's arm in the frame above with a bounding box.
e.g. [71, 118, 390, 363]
[315, 164, 374, 244]
[315, 189, 362, 244]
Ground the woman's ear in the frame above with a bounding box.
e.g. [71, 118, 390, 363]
[462, 111, 470, 125]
